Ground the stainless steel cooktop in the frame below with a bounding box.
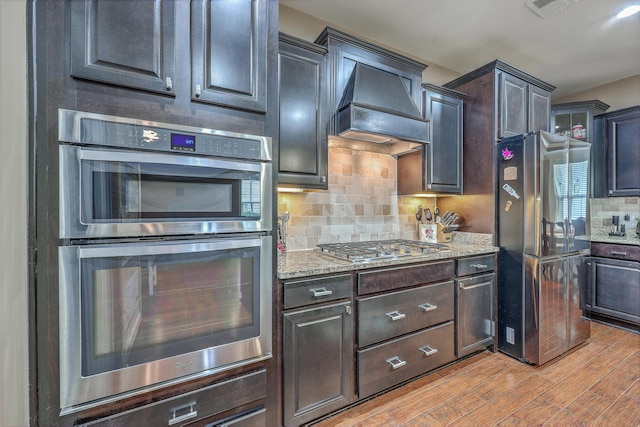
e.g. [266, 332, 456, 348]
[316, 239, 450, 262]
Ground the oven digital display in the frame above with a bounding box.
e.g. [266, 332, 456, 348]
[171, 133, 196, 152]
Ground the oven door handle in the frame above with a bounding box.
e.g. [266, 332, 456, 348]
[168, 402, 198, 425]
[76, 145, 262, 172]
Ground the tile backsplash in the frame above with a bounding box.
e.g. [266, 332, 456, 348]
[590, 197, 639, 230]
[278, 143, 435, 251]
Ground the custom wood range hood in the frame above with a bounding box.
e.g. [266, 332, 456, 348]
[336, 62, 429, 145]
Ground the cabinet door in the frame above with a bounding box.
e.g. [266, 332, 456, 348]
[456, 273, 495, 357]
[283, 301, 354, 426]
[590, 257, 640, 325]
[278, 36, 328, 189]
[191, 0, 267, 113]
[423, 89, 463, 193]
[606, 107, 640, 196]
[528, 85, 551, 133]
[499, 73, 527, 138]
[70, 0, 176, 96]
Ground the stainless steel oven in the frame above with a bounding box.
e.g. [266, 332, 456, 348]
[56, 110, 273, 415]
[59, 236, 272, 413]
[58, 109, 272, 238]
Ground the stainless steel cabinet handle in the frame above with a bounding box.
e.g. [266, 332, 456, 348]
[386, 356, 407, 370]
[419, 303, 437, 312]
[168, 402, 197, 425]
[195, 84, 202, 97]
[471, 263, 488, 269]
[610, 251, 628, 256]
[310, 288, 333, 297]
[386, 310, 406, 321]
[419, 345, 438, 357]
[165, 76, 173, 91]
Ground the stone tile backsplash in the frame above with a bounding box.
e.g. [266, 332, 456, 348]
[278, 144, 435, 251]
[590, 197, 639, 230]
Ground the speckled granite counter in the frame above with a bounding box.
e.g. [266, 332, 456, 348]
[278, 232, 499, 280]
[590, 228, 640, 246]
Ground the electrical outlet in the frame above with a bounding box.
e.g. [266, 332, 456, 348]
[506, 327, 515, 344]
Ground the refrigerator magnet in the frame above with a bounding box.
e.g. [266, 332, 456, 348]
[504, 166, 517, 181]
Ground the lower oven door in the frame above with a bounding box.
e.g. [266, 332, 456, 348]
[58, 235, 272, 414]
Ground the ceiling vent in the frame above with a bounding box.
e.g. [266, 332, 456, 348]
[525, 0, 578, 18]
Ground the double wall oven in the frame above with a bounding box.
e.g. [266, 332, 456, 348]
[57, 109, 273, 414]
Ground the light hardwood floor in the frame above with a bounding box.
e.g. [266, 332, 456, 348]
[312, 322, 640, 426]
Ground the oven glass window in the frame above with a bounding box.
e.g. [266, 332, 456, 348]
[84, 159, 262, 222]
[80, 246, 260, 376]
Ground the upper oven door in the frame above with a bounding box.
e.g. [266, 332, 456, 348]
[60, 145, 272, 238]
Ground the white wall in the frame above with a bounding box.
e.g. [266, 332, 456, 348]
[0, 0, 30, 426]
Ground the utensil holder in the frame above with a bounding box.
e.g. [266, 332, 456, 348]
[419, 223, 437, 243]
[437, 223, 453, 243]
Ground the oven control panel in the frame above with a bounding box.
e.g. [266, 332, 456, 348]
[58, 109, 271, 161]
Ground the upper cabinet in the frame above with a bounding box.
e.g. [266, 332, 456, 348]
[70, 0, 177, 96]
[397, 84, 464, 195]
[278, 33, 329, 189]
[593, 106, 640, 197]
[423, 84, 464, 194]
[552, 100, 611, 198]
[497, 67, 553, 139]
[191, 0, 267, 112]
[69, 0, 272, 118]
[551, 100, 610, 142]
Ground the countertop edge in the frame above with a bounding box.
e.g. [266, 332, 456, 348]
[277, 244, 499, 280]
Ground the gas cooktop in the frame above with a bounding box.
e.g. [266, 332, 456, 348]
[316, 239, 450, 262]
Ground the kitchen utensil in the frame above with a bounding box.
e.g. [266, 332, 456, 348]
[434, 207, 440, 222]
[416, 206, 423, 223]
[441, 211, 452, 226]
[424, 208, 432, 224]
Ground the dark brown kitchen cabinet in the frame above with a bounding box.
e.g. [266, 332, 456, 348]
[70, 0, 176, 96]
[278, 33, 329, 189]
[438, 60, 555, 234]
[498, 70, 552, 139]
[356, 262, 455, 399]
[191, 0, 267, 112]
[71, 0, 270, 115]
[551, 100, 610, 141]
[592, 106, 640, 197]
[586, 242, 640, 330]
[397, 84, 464, 194]
[552, 100, 611, 198]
[282, 275, 354, 427]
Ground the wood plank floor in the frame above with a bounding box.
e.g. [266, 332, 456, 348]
[311, 322, 640, 426]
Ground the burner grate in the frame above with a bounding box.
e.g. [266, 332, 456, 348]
[317, 239, 449, 262]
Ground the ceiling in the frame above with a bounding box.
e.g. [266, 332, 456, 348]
[279, 0, 640, 99]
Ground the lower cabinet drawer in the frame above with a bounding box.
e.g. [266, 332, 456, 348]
[357, 322, 455, 399]
[357, 281, 454, 347]
[79, 370, 266, 426]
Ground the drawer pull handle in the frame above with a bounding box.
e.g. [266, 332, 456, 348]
[386, 356, 407, 370]
[419, 345, 438, 357]
[471, 263, 489, 269]
[610, 251, 628, 256]
[419, 303, 437, 312]
[310, 288, 333, 297]
[169, 402, 197, 425]
[386, 311, 406, 321]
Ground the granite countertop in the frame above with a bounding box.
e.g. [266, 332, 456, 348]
[278, 232, 499, 280]
[590, 227, 640, 246]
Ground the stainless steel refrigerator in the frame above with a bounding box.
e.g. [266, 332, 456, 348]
[497, 130, 591, 365]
